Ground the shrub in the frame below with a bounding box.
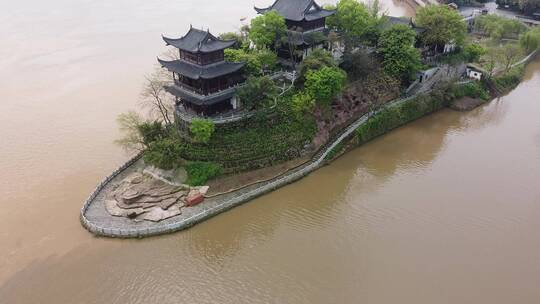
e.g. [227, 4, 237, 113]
[137, 121, 166, 146]
[143, 138, 185, 170]
[356, 91, 451, 144]
[456, 82, 490, 100]
[463, 44, 487, 63]
[185, 162, 223, 186]
[297, 49, 337, 86]
[520, 27, 540, 52]
[236, 76, 278, 110]
[492, 65, 524, 92]
[291, 92, 315, 114]
[190, 119, 215, 143]
[304, 66, 347, 106]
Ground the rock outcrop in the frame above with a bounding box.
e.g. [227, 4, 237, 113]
[105, 172, 207, 222]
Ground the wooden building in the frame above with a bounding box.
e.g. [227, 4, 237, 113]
[254, 0, 336, 62]
[158, 26, 246, 116]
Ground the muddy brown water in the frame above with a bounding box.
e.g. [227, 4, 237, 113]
[2, 1, 540, 303]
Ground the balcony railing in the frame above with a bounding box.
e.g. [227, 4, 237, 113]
[175, 106, 256, 124]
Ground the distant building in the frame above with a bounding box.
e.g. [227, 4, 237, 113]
[254, 0, 336, 62]
[417, 67, 439, 83]
[466, 64, 485, 80]
[381, 16, 426, 36]
[158, 26, 246, 117]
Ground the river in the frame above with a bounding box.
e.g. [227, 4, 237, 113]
[1, 0, 540, 303]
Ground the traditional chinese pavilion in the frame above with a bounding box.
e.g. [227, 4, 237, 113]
[158, 26, 246, 116]
[254, 0, 335, 62]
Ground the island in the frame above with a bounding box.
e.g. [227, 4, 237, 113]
[81, 0, 540, 238]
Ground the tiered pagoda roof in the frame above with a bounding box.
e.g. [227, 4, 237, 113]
[158, 26, 245, 80]
[254, 0, 335, 21]
[162, 26, 236, 53]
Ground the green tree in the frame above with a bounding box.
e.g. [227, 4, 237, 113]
[291, 92, 316, 114]
[378, 24, 421, 82]
[224, 48, 278, 76]
[249, 11, 287, 49]
[463, 44, 487, 62]
[499, 43, 522, 72]
[189, 119, 215, 143]
[340, 49, 376, 80]
[297, 49, 337, 86]
[219, 32, 245, 49]
[326, 0, 376, 49]
[475, 14, 527, 41]
[115, 111, 145, 151]
[137, 120, 166, 146]
[304, 66, 347, 106]
[236, 76, 279, 110]
[520, 27, 540, 52]
[143, 138, 185, 170]
[415, 5, 467, 51]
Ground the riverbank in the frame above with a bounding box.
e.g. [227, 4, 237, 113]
[81, 77, 464, 237]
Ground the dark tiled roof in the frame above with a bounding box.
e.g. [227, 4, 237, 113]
[286, 28, 329, 46]
[162, 27, 236, 53]
[381, 16, 426, 34]
[164, 85, 236, 105]
[255, 0, 335, 22]
[157, 58, 245, 80]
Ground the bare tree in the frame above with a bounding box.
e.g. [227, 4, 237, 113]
[500, 44, 521, 72]
[485, 47, 499, 77]
[114, 111, 145, 152]
[140, 66, 175, 125]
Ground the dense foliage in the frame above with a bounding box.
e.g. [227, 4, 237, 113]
[377, 24, 422, 82]
[143, 138, 185, 170]
[297, 49, 337, 86]
[520, 27, 540, 52]
[453, 82, 489, 100]
[475, 14, 527, 41]
[326, 0, 381, 48]
[224, 48, 278, 76]
[356, 86, 457, 144]
[463, 44, 487, 62]
[190, 119, 215, 143]
[340, 49, 376, 80]
[416, 5, 467, 50]
[492, 65, 525, 92]
[185, 162, 223, 186]
[249, 11, 287, 49]
[304, 66, 347, 107]
[236, 76, 279, 110]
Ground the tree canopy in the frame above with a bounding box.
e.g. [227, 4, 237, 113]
[297, 49, 337, 86]
[249, 11, 287, 49]
[236, 76, 279, 110]
[463, 44, 487, 62]
[415, 5, 467, 50]
[378, 24, 422, 82]
[224, 48, 278, 76]
[190, 119, 215, 143]
[475, 14, 527, 41]
[520, 27, 540, 52]
[326, 0, 380, 48]
[304, 66, 347, 106]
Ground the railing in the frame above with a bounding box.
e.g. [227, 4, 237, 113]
[175, 107, 256, 124]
